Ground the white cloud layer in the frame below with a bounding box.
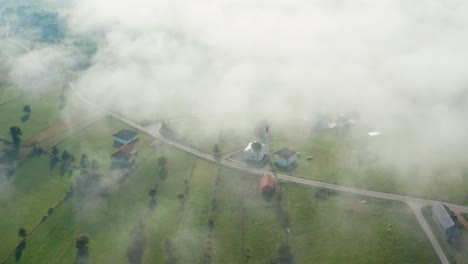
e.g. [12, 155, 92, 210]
[46, 0, 468, 167]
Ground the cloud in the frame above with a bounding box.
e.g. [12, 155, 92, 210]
[8, 47, 75, 91]
[62, 0, 468, 167]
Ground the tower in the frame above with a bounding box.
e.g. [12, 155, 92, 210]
[265, 125, 270, 155]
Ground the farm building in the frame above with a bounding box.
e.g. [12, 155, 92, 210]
[244, 126, 270, 162]
[111, 144, 137, 166]
[113, 129, 139, 145]
[432, 204, 461, 243]
[273, 148, 298, 167]
[259, 174, 275, 193]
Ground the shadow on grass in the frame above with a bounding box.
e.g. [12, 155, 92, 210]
[149, 198, 157, 211]
[275, 163, 298, 173]
[15, 239, 27, 261]
[49, 157, 59, 170]
[75, 249, 89, 264]
[261, 191, 274, 202]
[20, 114, 30, 123]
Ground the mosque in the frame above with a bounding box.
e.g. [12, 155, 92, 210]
[244, 126, 270, 162]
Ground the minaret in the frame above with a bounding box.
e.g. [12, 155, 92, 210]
[265, 125, 270, 155]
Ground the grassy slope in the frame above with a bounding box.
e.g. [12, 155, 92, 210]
[9, 145, 195, 264]
[175, 160, 216, 264]
[273, 132, 468, 205]
[212, 169, 287, 264]
[0, 82, 23, 105]
[286, 183, 439, 264]
[2, 148, 441, 263]
[0, 155, 71, 260]
[0, 87, 63, 141]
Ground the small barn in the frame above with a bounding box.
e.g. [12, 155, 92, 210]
[273, 148, 298, 167]
[432, 204, 461, 243]
[113, 129, 139, 145]
[111, 144, 137, 166]
[259, 174, 275, 193]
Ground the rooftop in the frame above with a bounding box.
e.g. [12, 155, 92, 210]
[275, 148, 297, 159]
[259, 174, 275, 190]
[113, 129, 138, 141]
[112, 144, 137, 160]
[432, 203, 456, 230]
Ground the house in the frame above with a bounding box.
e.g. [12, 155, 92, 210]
[111, 144, 137, 166]
[273, 148, 298, 167]
[113, 129, 139, 145]
[432, 204, 461, 243]
[259, 174, 275, 193]
[244, 126, 270, 162]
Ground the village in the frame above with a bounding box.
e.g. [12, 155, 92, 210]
[108, 116, 468, 262]
[1, 0, 468, 263]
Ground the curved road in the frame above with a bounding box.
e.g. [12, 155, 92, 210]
[7, 5, 456, 263]
[73, 90, 468, 263]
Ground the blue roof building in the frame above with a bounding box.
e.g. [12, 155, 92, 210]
[113, 129, 139, 145]
[432, 204, 461, 243]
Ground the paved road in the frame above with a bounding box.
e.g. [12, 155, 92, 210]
[74, 87, 465, 264]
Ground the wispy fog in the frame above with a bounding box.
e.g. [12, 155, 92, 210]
[10, 0, 468, 168]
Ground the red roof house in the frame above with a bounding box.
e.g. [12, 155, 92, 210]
[259, 174, 275, 193]
[111, 144, 137, 165]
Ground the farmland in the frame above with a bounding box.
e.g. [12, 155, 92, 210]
[1, 150, 439, 263]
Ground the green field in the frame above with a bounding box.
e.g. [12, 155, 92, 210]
[163, 119, 468, 204]
[270, 130, 468, 205]
[0, 155, 71, 260]
[0, 82, 24, 105]
[2, 143, 195, 263]
[1, 136, 440, 264]
[285, 184, 438, 263]
[0, 83, 443, 263]
[0, 84, 64, 141]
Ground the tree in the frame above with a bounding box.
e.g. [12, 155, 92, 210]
[148, 188, 157, 198]
[75, 234, 90, 251]
[23, 104, 31, 114]
[62, 150, 71, 161]
[80, 154, 89, 168]
[9, 126, 22, 146]
[18, 227, 27, 238]
[157, 156, 167, 167]
[51, 146, 59, 157]
[177, 193, 185, 201]
[75, 233, 90, 264]
[213, 144, 220, 155]
[47, 207, 54, 216]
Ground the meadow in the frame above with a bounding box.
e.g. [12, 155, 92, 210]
[0, 82, 442, 264]
[160, 117, 468, 205]
[1, 133, 440, 264]
[0, 83, 64, 141]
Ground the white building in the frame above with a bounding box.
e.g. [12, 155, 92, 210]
[273, 148, 298, 167]
[244, 126, 270, 162]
